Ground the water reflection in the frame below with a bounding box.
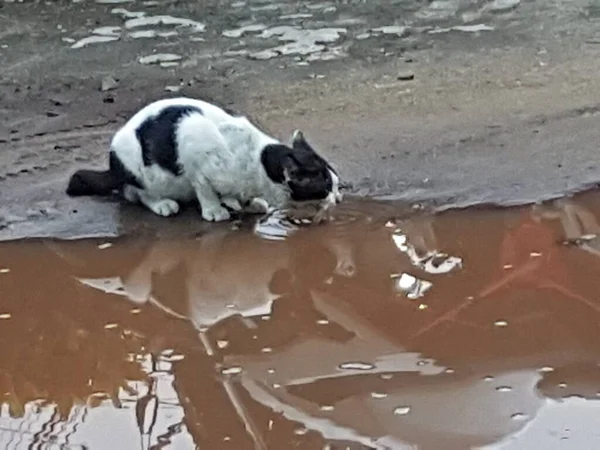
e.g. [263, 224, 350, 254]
[3, 194, 600, 448]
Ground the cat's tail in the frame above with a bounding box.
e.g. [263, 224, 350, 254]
[66, 169, 121, 197]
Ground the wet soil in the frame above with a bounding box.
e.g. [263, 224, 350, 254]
[2, 0, 600, 239]
[3, 192, 600, 448]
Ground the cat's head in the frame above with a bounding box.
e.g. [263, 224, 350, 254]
[261, 130, 342, 207]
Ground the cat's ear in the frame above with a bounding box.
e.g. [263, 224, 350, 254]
[291, 129, 308, 151]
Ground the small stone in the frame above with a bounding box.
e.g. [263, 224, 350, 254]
[97, 242, 113, 250]
[221, 366, 242, 375]
[104, 323, 118, 329]
[397, 71, 415, 81]
[0, 313, 11, 319]
[494, 320, 508, 327]
[101, 76, 118, 92]
[0, 268, 9, 274]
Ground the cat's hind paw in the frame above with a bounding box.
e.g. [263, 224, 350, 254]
[148, 199, 180, 217]
[202, 204, 231, 222]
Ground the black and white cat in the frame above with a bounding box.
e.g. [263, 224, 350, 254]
[66, 97, 342, 221]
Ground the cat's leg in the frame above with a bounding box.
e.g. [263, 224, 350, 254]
[123, 185, 180, 217]
[221, 196, 243, 212]
[191, 176, 230, 222]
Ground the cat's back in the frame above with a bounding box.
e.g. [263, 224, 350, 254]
[123, 97, 232, 131]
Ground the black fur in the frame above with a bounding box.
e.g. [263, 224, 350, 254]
[135, 105, 203, 176]
[66, 151, 142, 197]
[261, 141, 333, 202]
[109, 150, 143, 189]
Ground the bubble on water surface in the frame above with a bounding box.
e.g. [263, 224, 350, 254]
[339, 362, 375, 371]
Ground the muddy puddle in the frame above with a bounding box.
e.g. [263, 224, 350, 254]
[2, 193, 600, 449]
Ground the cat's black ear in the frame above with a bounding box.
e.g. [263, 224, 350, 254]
[291, 130, 309, 151]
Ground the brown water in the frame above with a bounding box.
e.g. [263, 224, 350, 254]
[3, 193, 600, 449]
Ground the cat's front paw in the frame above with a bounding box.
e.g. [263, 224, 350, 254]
[150, 199, 180, 217]
[201, 205, 231, 222]
[221, 197, 243, 212]
[246, 198, 271, 214]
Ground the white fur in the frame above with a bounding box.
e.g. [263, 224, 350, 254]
[112, 98, 300, 220]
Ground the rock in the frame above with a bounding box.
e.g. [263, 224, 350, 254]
[397, 71, 415, 81]
[101, 76, 118, 92]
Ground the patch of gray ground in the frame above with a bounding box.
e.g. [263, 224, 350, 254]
[1, 0, 600, 240]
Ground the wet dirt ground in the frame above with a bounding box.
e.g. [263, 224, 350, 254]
[2, 0, 600, 238]
[3, 192, 600, 449]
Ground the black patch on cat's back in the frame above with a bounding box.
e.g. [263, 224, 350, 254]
[135, 105, 203, 176]
[109, 150, 143, 189]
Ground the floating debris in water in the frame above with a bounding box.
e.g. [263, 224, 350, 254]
[320, 405, 335, 411]
[511, 412, 529, 421]
[371, 392, 388, 399]
[484, 375, 494, 381]
[558, 382, 567, 388]
[217, 340, 229, 349]
[339, 362, 375, 371]
[104, 323, 118, 329]
[97, 242, 113, 250]
[267, 368, 275, 374]
[261, 347, 273, 353]
[496, 386, 513, 392]
[381, 373, 394, 380]
[317, 319, 329, 325]
[539, 366, 555, 373]
[293, 428, 308, 436]
[221, 366, 242, 375]
[494, 320, 508, 327]
[393, 406, 411, 416]
[165, 85, 182, 92]
[503, 264, 513, 270]
[530, 251, 542, 257]
[418, 303, 429, 310]
[273, 383, 281, 389]
[445, 368, 455, 374]
[0, 268, 9, 274]
[0, 313, 11, 320]
[130, 308, 141, 314]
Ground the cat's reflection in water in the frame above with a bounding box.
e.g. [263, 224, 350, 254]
[77, 222, 358, 335]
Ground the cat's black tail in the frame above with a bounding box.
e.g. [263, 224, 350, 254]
[66, 169, 121, 197]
